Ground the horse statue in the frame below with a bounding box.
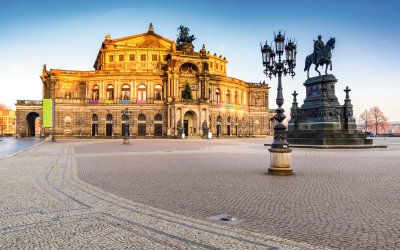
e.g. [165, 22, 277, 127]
[177, 25, 196, 45]
[304, 37, 335, 78]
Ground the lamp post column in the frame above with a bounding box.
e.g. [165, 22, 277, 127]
[261, 31, 297, 175]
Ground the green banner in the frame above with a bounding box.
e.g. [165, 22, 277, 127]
[43, 99, 53, 128]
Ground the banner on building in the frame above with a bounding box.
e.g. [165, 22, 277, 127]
[42, 99, 53, 128]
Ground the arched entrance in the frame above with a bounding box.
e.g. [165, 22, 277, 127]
[91, 114, 98, 136]
[183, 111, 198, 137]
[106, 114, 113, 136]
[154, 114, 163, 136]
[137, 114, 146, 136]
[26, 112, 40, 137]
[227, 116, 231, 136]
[216, 115, 222, 137]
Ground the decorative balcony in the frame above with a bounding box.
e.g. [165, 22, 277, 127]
[119, 100, 130, 104]
[103, 100, 114, 104]
[226, 104, 234, 109]
[137, 100, 147, 104]
[216, 103, 224, 108]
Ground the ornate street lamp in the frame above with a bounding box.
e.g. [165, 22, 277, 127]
[261, 31, 297, 175]
[121, 108, 132, 144]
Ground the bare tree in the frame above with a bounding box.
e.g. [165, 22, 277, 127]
[358, 109, 371, 132]
[0, 103, 8, 110]
[369, 106, 388, 135]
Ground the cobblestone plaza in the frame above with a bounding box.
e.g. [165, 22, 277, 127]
[0, 138, 399, 249]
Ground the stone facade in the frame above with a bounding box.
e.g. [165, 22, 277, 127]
[16, 24, 274, 138]
[0, 109, 16, 135]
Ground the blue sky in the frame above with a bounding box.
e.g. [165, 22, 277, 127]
[1, 0, 399, 121]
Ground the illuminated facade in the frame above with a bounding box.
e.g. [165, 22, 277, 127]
[16, 24, 274, 138]
[0, 109, 16, 136]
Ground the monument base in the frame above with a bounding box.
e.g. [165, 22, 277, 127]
[288, 74, 373, 147]
[287, 129, 373, 146]
[268, 148, 293, 176]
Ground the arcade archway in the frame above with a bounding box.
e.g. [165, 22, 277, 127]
[26, 112, 40, 137]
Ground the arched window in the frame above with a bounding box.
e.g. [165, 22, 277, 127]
[106, 114, 113, 122]
[138, 84, 147, 101]
[226, 90, 231, 104]
[92, 114, 98, 122]
[216, 88, 221, 103]
[107, 84, 114, 100]
[154, 84, 162, 100]
[138, 114, 146, 121]
[154, 114, 162, 121]
[122, 84, 130, 100]
[92, 85, 99, 100]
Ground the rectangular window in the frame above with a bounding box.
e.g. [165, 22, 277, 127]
[119, 55, 124, 61]
[163, 55, 168, 61]
[129, 54, 135, 61]
[109, 55, 114, 62]
[216, 63, 219, 70]
[141, 54, 146, 61]
[152, 54, 158, 61]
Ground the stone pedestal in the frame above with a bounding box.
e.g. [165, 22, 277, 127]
[202, 128, 209, 138]
[268, 148, 293, 175]
[287, 74, 372, 147]
[177, 128, 184, 139]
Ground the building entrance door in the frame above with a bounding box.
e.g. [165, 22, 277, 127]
[106, 124, 113, 136]
[216, 124, 221, 137]
[138, 124, 146, 136]
[184, 120, 189, 136]
[154, 124, 162, 136]
[92, 124, 98, 136]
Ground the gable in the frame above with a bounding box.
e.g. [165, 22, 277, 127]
[111, 33, 173, 50]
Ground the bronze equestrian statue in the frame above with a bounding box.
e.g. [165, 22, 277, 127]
[304, 35, 335, 78]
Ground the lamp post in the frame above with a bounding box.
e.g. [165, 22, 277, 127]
[261, 31, 297, 175]
[121, 108, 132, 144]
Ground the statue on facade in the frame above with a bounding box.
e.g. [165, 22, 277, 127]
[176, 25, 196, 45]
[202, 120, 208, 130]
[304, 35, 336, 78]
[177, 120, 182, 130]
[42, 64, 49, 78]
[203, 61, 209, 71]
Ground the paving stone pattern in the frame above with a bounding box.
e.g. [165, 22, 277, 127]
[0, 139, 323, 249]
[76, 138, 400, 249]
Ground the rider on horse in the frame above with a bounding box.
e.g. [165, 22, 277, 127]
[314, 35, 325, 64]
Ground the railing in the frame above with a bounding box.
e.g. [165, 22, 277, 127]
[16, 100, 42, 105]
